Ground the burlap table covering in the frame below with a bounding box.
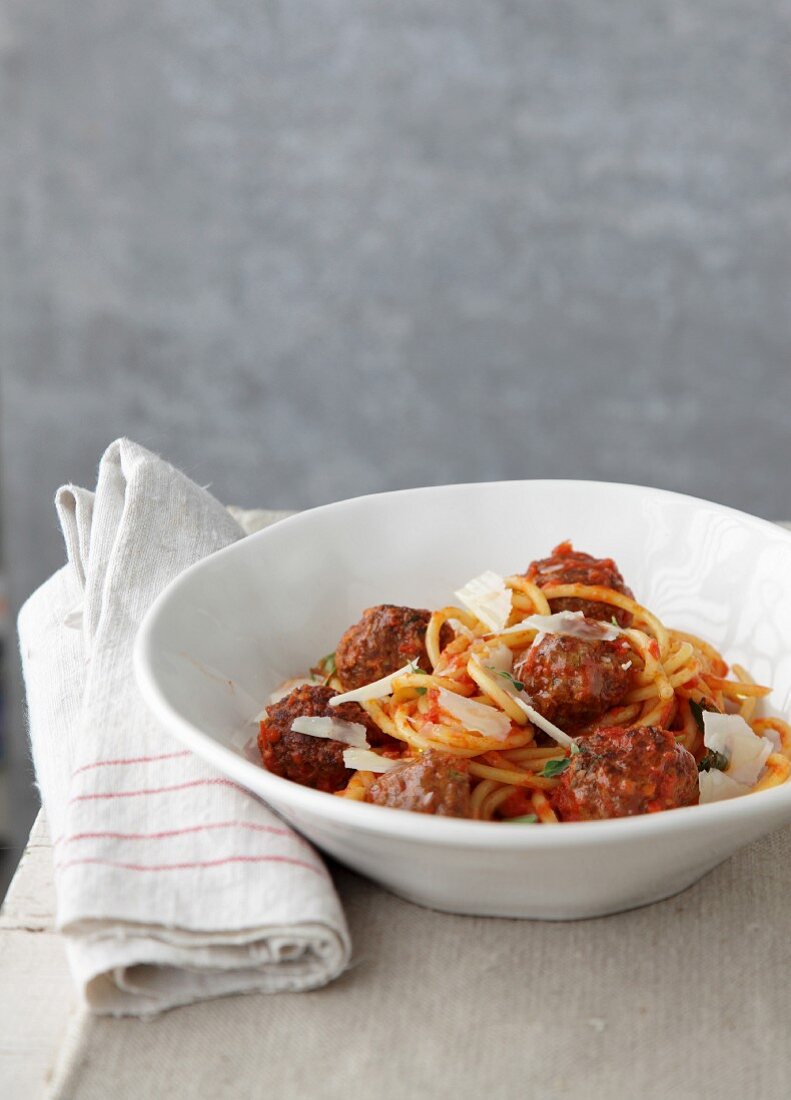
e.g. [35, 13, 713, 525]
[46, 828, 791, 1098]
[36, 513, 791, 1098]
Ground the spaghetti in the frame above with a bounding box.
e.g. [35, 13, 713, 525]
[257, 543, 791, 823]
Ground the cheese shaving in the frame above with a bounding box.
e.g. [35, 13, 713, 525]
[698, 768, 750, 804]
[290, 716, 370, 748]
[703, 712, 773, 786]
[447, 617, 475, 640]
[267, 678, 316, 705]
[437, 687, 512, 741]
[482, 644, 513, 674]
[495, 611, 620, 642]
[454, 571, 513, 632]
[511, 695, 576, 750]
[342, 748, 402, 773]
[253, 676, 321, 724]
[763, 727, 782, 752]
[328, 661, 420, 706]
[472, 649, 575, 749]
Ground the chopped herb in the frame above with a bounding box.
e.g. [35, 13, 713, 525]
[541, 757, 571, 778]
[698, 749, 729, 773]
[312, 651, 338, 684]
[689, 698, 720, 733]
[611, 616, 619, 627]
[492, 668, 525, 692]
[415, 687, 427, 696]
[504, 813, 539, 824]
[689, 699, 705, 733]
[449, 769, 467, 781]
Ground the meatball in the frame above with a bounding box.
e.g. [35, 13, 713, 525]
[336, 605, 451, 690]
[259, 684, 384, 793]
[551, 725, 699, 821]
[513, 632, 634, 732]
[525, 541, 634, 627]
[366, 751, 472, 817]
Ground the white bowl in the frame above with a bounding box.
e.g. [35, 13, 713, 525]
[134, 481, 791, 919]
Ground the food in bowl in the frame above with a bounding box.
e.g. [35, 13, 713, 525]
[257, 541, 791, 823]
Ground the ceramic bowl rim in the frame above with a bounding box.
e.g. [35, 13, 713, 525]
[134, 478, 791, 849]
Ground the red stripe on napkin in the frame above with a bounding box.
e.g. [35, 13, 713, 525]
[69, 777, 249, 803]
[72, 751, 191, 775]
[54, 854, 327, 877]
[52, 820, 308, 848]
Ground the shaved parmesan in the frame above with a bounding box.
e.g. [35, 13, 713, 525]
[437, 687, 512, 741]
[267, 678, 316, 705]
[698, 768, 750, 804]
[454, 571, 512, 632]
[253, 676, 321, 723]
[447, 617, 475, 640]
[328, 661, 419, 706]
[511, 695, 576, 750]
[471, 650, 575, 749]
[761, 727, 782, 752]
[290, 716, 370, 748]
[342, 748, 402, 773]
[496, 611, 620, 642]
[482, 644, 514, 674]
[703, 712, 773, 786]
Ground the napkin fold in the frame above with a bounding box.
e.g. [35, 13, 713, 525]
[18, 439, 350, 1016]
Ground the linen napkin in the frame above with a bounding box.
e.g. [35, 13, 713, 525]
[17, 439, 351, 1016]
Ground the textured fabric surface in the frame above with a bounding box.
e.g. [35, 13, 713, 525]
[45, 824, 791, 1100]
[15, 477, 791, 1096]
[17, 441, 349, 1015]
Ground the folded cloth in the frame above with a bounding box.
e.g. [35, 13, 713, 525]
[17, 439, 350, 1016]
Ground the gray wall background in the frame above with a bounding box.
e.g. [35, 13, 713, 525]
[2, 1, 791, 856]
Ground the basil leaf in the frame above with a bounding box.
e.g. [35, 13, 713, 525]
[415, 686, 427, 696]
[320, 652, 336, 676]
[541, 757, 571, 778]
[689, 697, 720, 734]
[504, 814, 539, 824]
[689, 699, 706, 733]
[493, 669, 525, 692]
[698, 749, 729, 773]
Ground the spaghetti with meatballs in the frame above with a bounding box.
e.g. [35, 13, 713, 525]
[256, 542, 791, 823]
